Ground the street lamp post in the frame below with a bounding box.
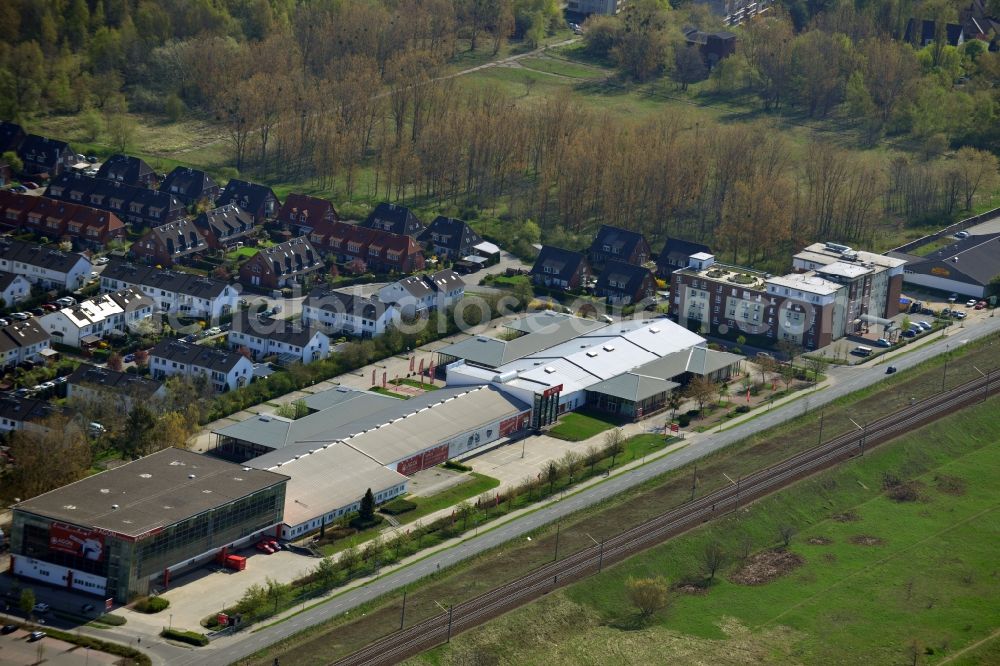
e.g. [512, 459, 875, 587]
[553, 522, 561, 562]
[446, 605, 454, 643]
[849, 418, 866, 455]
[817, 410, 824, 445]
[400, 589, 407, 630]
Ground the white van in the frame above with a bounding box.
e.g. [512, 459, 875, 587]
[852, 346, 873, 357]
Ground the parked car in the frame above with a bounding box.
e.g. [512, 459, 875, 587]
[93, 256, 109, 265]
[55, 297, 76, 307]
[954, 230, 970, 239]
[902, 330, 916, 338]
[0, 317, 9, 326]
[11, 312, 30, 320]
[41, 303, 57, 311]
[86, 155, 99, 163]
[1, 624, 17, 634]
[917, 321, 931, 330]
[875, 338, 892, 347]
[885, 365, 897, 374]
[205, 326, 222, 336]
[952, 311, 967, 319]
[123, 353, 135, 363]
[181, 334, 197, 343]
[10, 185, 27, 193]
[31, 307, 45, 316]
[974, 301, 986, 310]
[89, 271, 99, 281]
[32, 603, 50, 614]
[28, 631, 46, 641]
[966, 299, 977, 307]
[255, 541, 275, 554]
[22, 181, 39, 190]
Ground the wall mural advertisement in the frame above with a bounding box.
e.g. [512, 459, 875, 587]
[49, 523, 106, 561]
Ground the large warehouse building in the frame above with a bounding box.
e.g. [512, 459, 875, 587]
[443, 314, 741, 424]
[9, 449, 288, 602]
[212, 385, 531, 539]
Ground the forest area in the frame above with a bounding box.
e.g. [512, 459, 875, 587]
[1, 0, 999, 269]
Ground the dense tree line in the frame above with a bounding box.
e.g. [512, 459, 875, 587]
[1, 0, 997, 268]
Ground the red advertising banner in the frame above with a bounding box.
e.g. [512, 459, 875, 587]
[499, 411, 532, 437]
[420, 444, 449, 469]
[542, 384, 563, 398]
[50, 523, 106, 562]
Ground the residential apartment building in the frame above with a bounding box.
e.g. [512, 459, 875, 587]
[377, 269, 465, 315]
[361, 202, 425, 237]
[672, 243, 906, 350]
[159, 167, 220, 206]
[66, 363, 166, 413]
[227, 311, 330, 364]
[131, 218, 208, 266]
[530, 246, 591, 291]
[588, 225, 651, 269]
[95, 154, 159, 189]
[17, 135, 74, 178]
[149, 340, 254, 392]
[38, 288, 154, 348]
[275, 193, 338, 235]
[309, 221, 425, 274]
[216, 180, 279, 224]
[0, 237, 91, 290]
[656, 237, 712, 278]
[0, 319, 51, 368]
[238, 237, 323, 290]
[46, 172, 186, 229]
[595, 261, 657, 305]
[100, 260, 239, 318]
[302, 289, 399, 338]
[0, 396, 58, 433]
[418, 216, 483, 261]
[193, 204, 257, 250]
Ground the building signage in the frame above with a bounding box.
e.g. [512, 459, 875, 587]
[930, 267, 951, 277]
[542, 384, 563, 398]
[49, 523, 106, 562]
[499, 411, 532, 437]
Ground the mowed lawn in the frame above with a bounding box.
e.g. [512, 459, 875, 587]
[547, 411, 618, 441]
[412, 397, 1000, 665]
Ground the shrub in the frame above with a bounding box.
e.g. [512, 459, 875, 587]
[677, 414, 691, 427]
[134, 596, 169, 613]
[442, 459, 472, 472]
[734, 405, 751, 414]
[380, 498, 417, 515]
[348, 514, 383, 531]
[98, 613, 127, 625]
[160, 628, 209, 646]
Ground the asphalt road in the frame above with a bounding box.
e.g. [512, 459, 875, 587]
[177, 314, 1000, 666]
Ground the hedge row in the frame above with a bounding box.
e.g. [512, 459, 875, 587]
[160, 628, 209, 646]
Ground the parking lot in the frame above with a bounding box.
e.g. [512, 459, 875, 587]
[0, 625, 119, 664]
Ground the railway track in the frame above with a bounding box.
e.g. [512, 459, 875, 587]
[334, 372, 997, 666]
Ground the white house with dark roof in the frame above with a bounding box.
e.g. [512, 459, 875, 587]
[0, 237, 91, 291]
[0, 271, 31, 306]
[100, 259, 239, 318]
[377, 268, 465, 315]
[302, 288, 399, 338]
[0, 319, 51, 368]
[38, 288, 153, 348]
[227, 311, 330, 364]
[149, 339, 253, 392]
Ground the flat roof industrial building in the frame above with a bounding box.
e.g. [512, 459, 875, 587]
[10, 448, 287, 601]
[214, 385, 531, 539]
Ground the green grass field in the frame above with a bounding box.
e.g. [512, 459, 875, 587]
[413, 397, 1000, 665]
[547, 411, 618, 441]
[399, 472, 501, 526]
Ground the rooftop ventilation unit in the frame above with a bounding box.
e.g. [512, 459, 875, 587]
[602, 344, 615, 352]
